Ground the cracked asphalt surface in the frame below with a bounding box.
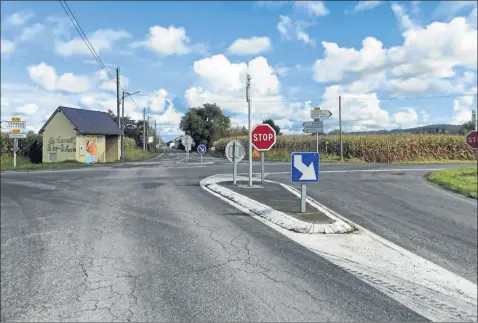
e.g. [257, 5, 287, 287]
[1, 151, 472, 322]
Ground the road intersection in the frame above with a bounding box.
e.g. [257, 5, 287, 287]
[1, 151, 476, 322]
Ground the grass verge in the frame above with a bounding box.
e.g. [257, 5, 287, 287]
[426, 167, 478, 199]
[1, 148, 162, 171]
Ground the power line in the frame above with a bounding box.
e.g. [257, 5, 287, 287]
[59, 1, 116, 83]
[59, 1, 141, 111]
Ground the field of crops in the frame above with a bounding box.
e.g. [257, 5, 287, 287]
[214, 134, 476, 163]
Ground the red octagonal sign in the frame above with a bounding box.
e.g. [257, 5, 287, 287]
[466, 131, 478, 150]
[251, 124, 277, 151]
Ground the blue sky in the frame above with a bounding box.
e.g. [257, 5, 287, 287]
[1, 1, 477, 142]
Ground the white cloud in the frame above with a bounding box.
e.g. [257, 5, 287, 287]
[433, 1, 477, 20]
[353, 1, 383, 12]
[1, 38, 16, 54]
[314, 37, 386, 83]
[16, 103, 39, 116]
[277, 16, 316, 46]
[313, 6, 477, 97]
[131, 25, 194, 56]
[19, 23, 45, 42]
[95, 69, 130, 92]
[56, 29, 131, 56]
[451, 89, 477, 124]
[27, 62, 90, 93]
[228, 37, 272, 55]
[391, 3, 418, 30]
[3, 11, 34, 26]
[294, 1, 330, 16]
[393, 108, 419, 128]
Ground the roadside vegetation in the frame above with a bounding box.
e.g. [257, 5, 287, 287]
[214, 134, 476, 163]
[173, 102, 476, 164]
[426, 168, 478, 199]
[0, 112, 162, 172]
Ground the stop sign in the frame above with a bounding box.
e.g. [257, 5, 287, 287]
[251, 124, 276, 151]
[466, 131, 478, 150]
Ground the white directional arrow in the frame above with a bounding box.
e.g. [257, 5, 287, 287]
[293, 154, 316, 180]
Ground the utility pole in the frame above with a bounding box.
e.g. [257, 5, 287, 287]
[147, 116, 151, 150]
[143, 108, 146, 151]
[246, 72, 252, 187]
[155, 119, 157, 149]
[339, 95, 343, 161]
[120, 90, 141, 160]
[116, 67, 120, 126]
[121, 90, 125, 160]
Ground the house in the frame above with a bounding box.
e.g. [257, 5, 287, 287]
[39, 106, 122, 163]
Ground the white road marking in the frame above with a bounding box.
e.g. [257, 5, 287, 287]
[260, 168, 446, 176]
[201, 174, 477, 322]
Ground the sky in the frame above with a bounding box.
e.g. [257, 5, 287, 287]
[1, 0, 477, 142]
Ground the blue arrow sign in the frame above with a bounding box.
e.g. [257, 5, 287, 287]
[197, 144, 207, 154]
[291, 152, 319, 183]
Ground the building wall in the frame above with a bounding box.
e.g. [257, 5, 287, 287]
[42, 111, 77, 163]
[105, 135, 120, 162]
[76, 135, 106, 163]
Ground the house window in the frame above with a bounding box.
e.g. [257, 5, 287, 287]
[97, 136, 103, 143]
[49, 152, 57, 162]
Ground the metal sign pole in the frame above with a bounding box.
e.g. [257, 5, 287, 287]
[301, 184, 306, 213]
[233, 141, 237, 185]
[261, 152, 264, 184]
[200, 153, 203, 164]
[316, 133, 319, 153]
[13, 138, 17, 168]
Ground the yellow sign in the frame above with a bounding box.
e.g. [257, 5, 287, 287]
[11, 117, 21, 122]
[11, 128, 21, 134]
[314, 107, 320, 110]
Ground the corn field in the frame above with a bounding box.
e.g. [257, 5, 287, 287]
[214, 134, 476, 163]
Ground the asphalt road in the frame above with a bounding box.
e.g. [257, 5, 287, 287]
[1, 151, 475, 321]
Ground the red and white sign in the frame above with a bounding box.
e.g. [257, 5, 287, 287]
[251, 124, 276, 151]
[466, 131, 478, 150]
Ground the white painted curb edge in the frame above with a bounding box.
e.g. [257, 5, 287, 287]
[200, 175, 356, 234]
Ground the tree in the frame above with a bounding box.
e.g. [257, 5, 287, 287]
[262, 119, 281, 135]
[179, 103, 231, 148]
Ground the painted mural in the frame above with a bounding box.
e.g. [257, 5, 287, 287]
[85, 136, 97, 163]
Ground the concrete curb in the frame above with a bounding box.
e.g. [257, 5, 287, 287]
[200, 174, 356, 234]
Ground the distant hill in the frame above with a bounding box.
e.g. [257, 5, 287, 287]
[345, 124, 464, 135]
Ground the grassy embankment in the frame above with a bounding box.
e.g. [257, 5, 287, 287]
[426, 167, 477, 199]
[213, 134, 477, 164]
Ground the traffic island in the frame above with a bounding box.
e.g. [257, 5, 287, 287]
[200, 175, 356, 234]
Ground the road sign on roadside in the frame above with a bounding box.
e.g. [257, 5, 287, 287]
[310, 109, 332, 120]
[225, 140, 245, 163]
[197, 144, 207, 154]
[226, 140, 245, 185]
[251, 124, 276, 151]
[303, 121, 323, 128]
[466, 131, 478, 150]
[181, 135, 193, 147]
[291, 152, 319, 183]
[303, 127, 324, 134]
[291, 152, 320, 213]
[8, 133, 27, 139]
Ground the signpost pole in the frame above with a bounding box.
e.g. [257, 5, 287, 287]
[13, 138, 17, 168]
[300, 184, 306, 213]
[200, 153, 203, 164]
[260, 152, 264, 184]
[233, 141, 237, 185]
[316, 133, 319, 153]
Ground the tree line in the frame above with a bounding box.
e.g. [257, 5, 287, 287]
[174, 103, 282, 150]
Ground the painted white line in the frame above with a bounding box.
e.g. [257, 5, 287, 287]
[201, 174, 478, 322]
[419, 176, 477, 206]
